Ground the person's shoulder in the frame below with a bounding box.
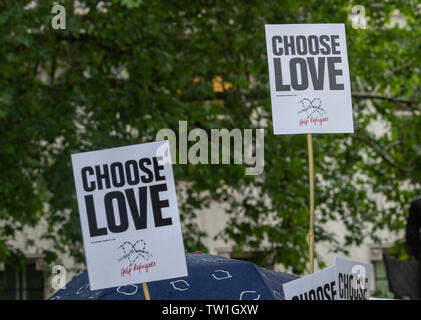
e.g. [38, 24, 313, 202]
[410, 195, 421, 206]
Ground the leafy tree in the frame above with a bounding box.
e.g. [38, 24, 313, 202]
[0, 0, 420, 274]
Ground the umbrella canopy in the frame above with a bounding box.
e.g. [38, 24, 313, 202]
[49, 253, 299, 300]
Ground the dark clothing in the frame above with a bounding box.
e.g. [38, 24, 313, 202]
[383, 254, 420, 300]
[405, 196, 421, 298]
[406, 197, 421, 258]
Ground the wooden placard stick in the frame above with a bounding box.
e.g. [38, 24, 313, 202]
[142, 282, 151, 300]
[307, 133, 315, 274]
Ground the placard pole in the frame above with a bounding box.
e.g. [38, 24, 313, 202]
[142, 282, 151, 300]
[306, 133, 315, 274]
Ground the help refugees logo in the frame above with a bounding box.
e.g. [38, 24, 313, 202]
[297, 98, 327, 119]
[297, 98, 329, 127]
[118, 239, 153, 267]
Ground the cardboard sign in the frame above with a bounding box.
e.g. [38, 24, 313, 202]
[71, 141, 187, 290]
[265, 24, 354, 135]
[282, 266, 337, 300]
[335, 257, 372, 300]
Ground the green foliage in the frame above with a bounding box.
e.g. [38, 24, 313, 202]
[0, 0, 420, 273]
[388, 239, 415, 261]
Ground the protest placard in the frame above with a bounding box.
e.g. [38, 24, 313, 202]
[283, 266, 337, 300]
[335, 257, 372, 300]
[265, 23, 353, 135]
[71, 141, 187, 291]
[265, 24, 354, 273]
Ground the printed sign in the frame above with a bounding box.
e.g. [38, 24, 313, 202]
[71, 141, 188, 290]
[335, 257, 372, 300]
[265, 24, 354, 135]
[283, 266, 337, 300]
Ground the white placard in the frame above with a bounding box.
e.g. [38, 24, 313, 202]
[335, 257, 372, 300]
[283, 266, 337, 300]
[265, 24, 354, 135]
[71, 141, 187, 290]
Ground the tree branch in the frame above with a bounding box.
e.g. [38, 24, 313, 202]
[353, 136, 409, 174]
[352, 92, 421, 105]
[388, 59, 416, 75]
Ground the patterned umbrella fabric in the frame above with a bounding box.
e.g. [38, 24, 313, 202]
[49, 253, 299, 300]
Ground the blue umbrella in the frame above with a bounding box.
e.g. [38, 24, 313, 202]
[49, 253, 299, 300]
